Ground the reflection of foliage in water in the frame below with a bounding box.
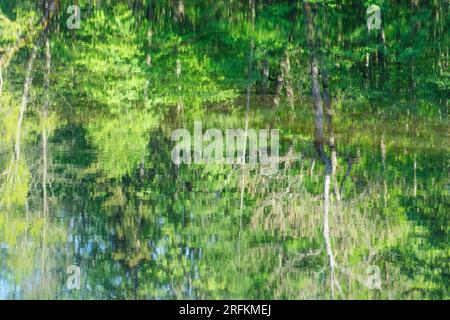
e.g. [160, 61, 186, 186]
[0, 0, 448, 299]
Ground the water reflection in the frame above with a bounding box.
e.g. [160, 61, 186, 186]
[0, 96, 448, 299]
[0, 0, 448, 300]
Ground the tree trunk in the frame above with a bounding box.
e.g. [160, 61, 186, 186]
[321, 68, 340, 201]
[273, 58, 286, 108]
[261, 58, 269, 93]
[304, 1, 341, 299]
[172, 0, 185, 23]
[273, 51, 293, 108]
[147, 0, 154, 20]
[15, 45, 39, 160]
[176, 59, 184, 112]
[284, 53, 294, 108]
[40, 34, 51, 287]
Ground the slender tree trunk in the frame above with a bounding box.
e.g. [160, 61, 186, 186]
[381, 134, 387, 208]
[261, 58, 270, 93]
[305, 6, 325, 149]
[43, 41, 50, 201]
[273, 58, 286, 108]
[0, 67, 3, 97]
[41, 0, 52, 291]
[42, 32, 51, 211]
[304, 1, 341, 299]
[144, 29, 152, 102]
[339, 157, 353, 197]
[413, 154, 417, 197]
[176, 58, 184, 112]
[43, 39, 51, 115]
[1, 0, 56, 99]
[377, 1, 387, 64]
[284, 53, 294, 108]
[409, 0, 421, 104]
[274, 51, 294, 108]
[147, 0, 154, 20]
[321, 68, 340, 201]
[240, 4, 255, 231]
[171, 0, 185, 23]
[15, 45, 39, 161]
[146, 29, 153, 66]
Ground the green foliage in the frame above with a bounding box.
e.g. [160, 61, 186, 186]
[87, 109, 160, 179]
[0, 0, 448, 300]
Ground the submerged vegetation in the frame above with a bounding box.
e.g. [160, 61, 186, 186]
[0, 0, 448, 299]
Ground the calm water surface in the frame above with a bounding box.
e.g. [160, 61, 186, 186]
[0, 1, 448, 300]
[0, 97, 448, 299]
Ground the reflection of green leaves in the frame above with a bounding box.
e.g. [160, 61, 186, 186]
[1, 158, 30, 207]
[147, 34, 237, 108]
[0, 10, 36, 48]
[87, 109, 159, 179]
[0, 0, 448, 300]
[54, 6, 147, 110]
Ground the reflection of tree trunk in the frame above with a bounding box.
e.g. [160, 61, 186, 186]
[41, 0, 52, 291]
[273, 52, 294, 108]
[42, 36, 51, 216]
[172, 0, 185, 23]
[339, 157, 353, 197]
[304, 2, 324, 148]
[144, 29, 152, 102]
[15, 45, 39, 161]
[14, 0, 55, 162]
[249, 0, 256, 26]
[304, 2, 341, 299]
[176, 59, 184, 112]
[273, 58, 285, 108]
[284, 53, 294, 108]
[321, 68, 340, 201]
[0, 67, 3, 97]
[0, 0, 55, 80]
[323, 165, 335, 295]
[262, 58, 269, 93]
[413, 154, 417, 197]
[132, 0, 144, 15]
[379, 28, 387, 62]
[381, 134, 387, 208]
[147, 0, 154, 20]
[41, 55, 49, 290]
[409, 1, 421, 104]
[378, 2, 387, 65]
[240, 46, 254, 225]
[146, 29, 153, 66]
[240, 9, 255, 229]
[365, 52, 370, 90]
